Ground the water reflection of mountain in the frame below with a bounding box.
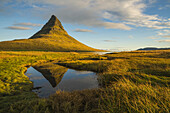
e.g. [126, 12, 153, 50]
[33, 63, 68, 87]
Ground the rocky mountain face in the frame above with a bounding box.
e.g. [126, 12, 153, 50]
[30, 15, 67, 39]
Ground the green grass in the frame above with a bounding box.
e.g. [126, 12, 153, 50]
[58, 50, 169, 87]
[0, 50, 169, 113]
[0, 51, 94, 112]
[100, 78, 169, 113]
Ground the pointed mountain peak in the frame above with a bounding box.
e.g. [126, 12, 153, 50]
[46, 15, 64, 30]
[29, 15, 66, 39]
[51, 15, 56, 18]
[51, 15, 57, 19]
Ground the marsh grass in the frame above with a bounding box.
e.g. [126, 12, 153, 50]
[0, 50, 169, 113]
[100, 78, 169, 113]
[0, 51, 95, 112]
[59, 50, 170, 87]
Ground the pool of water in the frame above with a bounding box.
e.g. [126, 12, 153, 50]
[78, 52, 112, 55]
[25, 67, 99, 98]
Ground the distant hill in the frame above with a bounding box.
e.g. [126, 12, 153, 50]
[0, 15, 102, 52]
[138, 47, 170, 51]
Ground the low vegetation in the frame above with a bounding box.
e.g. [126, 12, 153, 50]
[0, 50, 169, 113]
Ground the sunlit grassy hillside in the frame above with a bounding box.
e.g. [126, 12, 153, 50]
[0, 35, 100, 52]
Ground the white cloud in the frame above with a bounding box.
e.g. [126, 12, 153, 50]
[162, 35, 170, 38]
[91, 22, 132, 30]
[158, 22, 170, 27]
[156, 40, 170, 43]
[74, 29, 93, 32]
[14, 22, 42, 27]
[159, 4, 170, 10]
[157, 29, 170, 36]
[128, 35, 134, 39]
[7, 26, 31, 30]
[112, 37, 119, 39]
[103, 40, 116, 42]
[147, 36, 159, 39]
[1, 0, 170, 30]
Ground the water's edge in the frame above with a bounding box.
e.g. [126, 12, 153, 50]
[25, 65, 99, 98]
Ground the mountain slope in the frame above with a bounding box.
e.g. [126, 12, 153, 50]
[0, 15, 101, 52]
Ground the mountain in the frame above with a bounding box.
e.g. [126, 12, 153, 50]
[138, 47, 170, 51]
[29, 15, 67, 39]
[0, 15, 102, 52]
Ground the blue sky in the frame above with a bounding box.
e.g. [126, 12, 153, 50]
[0, 0, 170, 51]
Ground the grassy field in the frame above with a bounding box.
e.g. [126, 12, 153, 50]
[0, 50, 169, 113]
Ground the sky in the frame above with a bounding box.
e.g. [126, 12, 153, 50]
[0, 0, 170, 51]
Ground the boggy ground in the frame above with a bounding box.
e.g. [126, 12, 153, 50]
[0, 50, 169, 113]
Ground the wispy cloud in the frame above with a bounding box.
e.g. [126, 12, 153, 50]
[159, 4, 170, 10]
[1, 0, 170, 30]
[103, 40, 116, 42]
[162, 35, 170, 38]
[156, 30, 170, 39]
[93, 22, 132, 30]
[156, 40, 170, 43]
[6, 26, 31, 30]
[147, 36, 159, 39]
[112, 37, 119, 39]
[128, 35, 134, 39]
[6, 22, 42, 30]
[74, 29, 93, 32]
[14, 23, 42, 27]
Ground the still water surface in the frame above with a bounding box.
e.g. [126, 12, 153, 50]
[25, 67, 99, 98]
[78, 52, 112, 55]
